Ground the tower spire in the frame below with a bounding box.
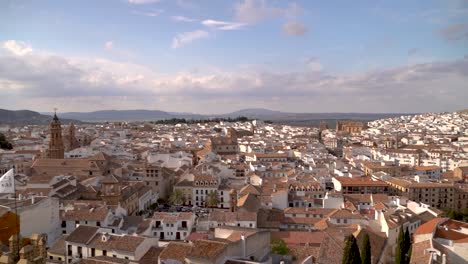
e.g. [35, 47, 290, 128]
[53, 107, 59, 121]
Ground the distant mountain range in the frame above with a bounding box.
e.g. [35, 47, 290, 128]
[40, 108, 413, 126]
[0, 109, 80, 125]
[1, 108, 414, 126]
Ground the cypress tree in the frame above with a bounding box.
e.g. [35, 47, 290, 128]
[404, 228, 411, 264]
[395, 228, 405, 264]
[361, 233, 371, 264]
[343, 235, 362, 264]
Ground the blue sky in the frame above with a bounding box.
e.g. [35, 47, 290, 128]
[0, 0, 467, 113]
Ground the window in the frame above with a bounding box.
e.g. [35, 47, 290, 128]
[97, 221, 100, 227]
[91, 248, 95, 257]
[77, 247, 83, 258]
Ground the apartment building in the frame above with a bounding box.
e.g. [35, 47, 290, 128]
[332, 177, 390, 194]
[192, 174, 219, 207]
[150, 212, 196, 240]
[64, 225, 158, 264]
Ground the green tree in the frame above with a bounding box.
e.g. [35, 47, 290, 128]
[169, 189, 185, 206]
[343, 235, 361, 264]
[361, 233, 371, 264]
[205, 191, 220, 209]
[403, 228, 411, 264]
[395, 228, 405, 264]
[271, 237, 290, 255]
[0, 133, 13, 150]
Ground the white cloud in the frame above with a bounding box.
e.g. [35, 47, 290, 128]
[132, 9, 163, 17]
[104, 41, 113, 50]
[3, 40, 33, 56]
[1, 40, 467, 113]
[234, 0, 307, 36]
[234, 0, 273, 24]
[171, 30, 209, 49]
[201, 19, 246, 30]
[234, 0, 303, 24]
[282, 21, 307, 36]
[171, 15, 197, 22]
[305, 57, 323, 72]
[127, 0, 160, 5]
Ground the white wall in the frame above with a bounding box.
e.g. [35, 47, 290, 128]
[20, 197, 60, 245]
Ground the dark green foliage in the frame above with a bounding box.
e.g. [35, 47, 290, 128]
[271, 237, 290, 255]
[445, 209, 468, 222]
[169, 189, 185, 205]
[343, 235, 361, 264]
[396, 227, 412, 264]
[0, 133, 13, 150]
[361, 233, 371, 264]
[395, 228, 405, 264]
[150, 116, 251, 125]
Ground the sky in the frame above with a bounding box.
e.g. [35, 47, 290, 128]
[0, 0, 467, 114]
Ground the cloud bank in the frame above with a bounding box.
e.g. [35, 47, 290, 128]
[0, 40, 467, 113]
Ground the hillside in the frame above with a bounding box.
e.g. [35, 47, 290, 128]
[0, 109, 80, 125]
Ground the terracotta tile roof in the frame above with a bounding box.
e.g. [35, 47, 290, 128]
[238, 184, 261, 196]
[344, 201, 358, 211]
[159, 242, 192, 263]
[236, 193, 260, 212]
[48, 234, 68, 255]
[79, 256, 129, 264]
[373, 202, 387, 210]
[187, 240, 227, 261]
[409, 239, 432, 264]
[271, 231, 325, 246]
[257, 208, 284, 229]
[153, 212, 193, 222]
[283, 217, 322, 225]
[138, 246, 163, 264]
[66, 225, 99, 244]
[88, 233, 145, 253]
[414, 217, 446, 235]
[208, 211, 257, 222]
[316, 231, 345, 264]
[186, 232, 209, 241]
[329, 209, 366, 219]
[283, 207, 336, 216]
[415, 165, 441, 171]
[62, 206, 111, 221]
[334, 177, 388, 187]
[435, 225, 468, 242]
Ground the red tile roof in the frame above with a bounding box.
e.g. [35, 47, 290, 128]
[414, 217, 446, 235]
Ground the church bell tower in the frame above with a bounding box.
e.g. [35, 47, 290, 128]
[46, 111, 65, 159]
